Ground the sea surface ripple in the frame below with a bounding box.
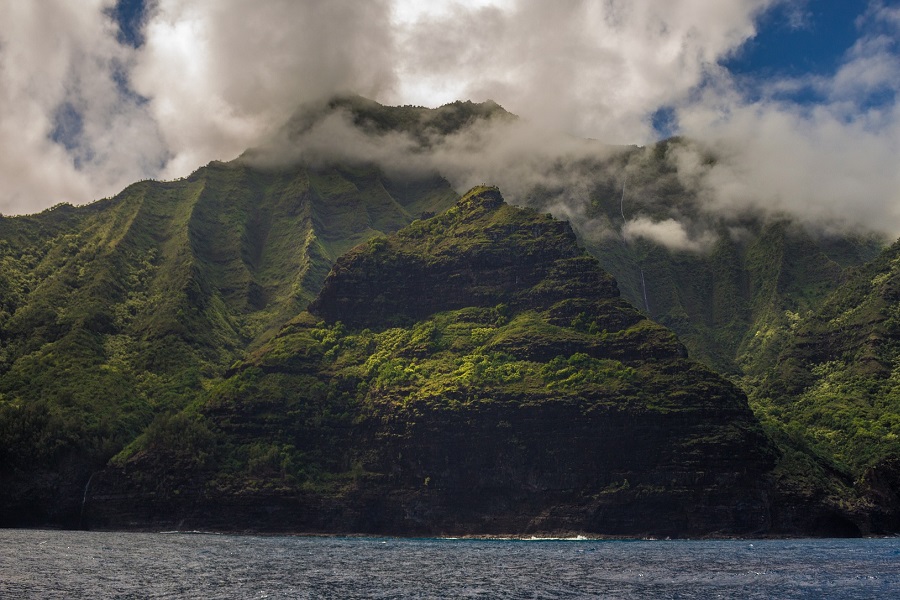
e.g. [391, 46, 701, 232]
[1, 530, 898, 598]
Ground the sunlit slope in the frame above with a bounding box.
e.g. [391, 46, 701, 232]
[756, 240, 900, 465]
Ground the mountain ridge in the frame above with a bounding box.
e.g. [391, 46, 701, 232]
[84, 187, 782, 536]
[0, 97, 896, 534]
[0, 152, 460, 525]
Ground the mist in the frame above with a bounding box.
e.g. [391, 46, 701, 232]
[1, 0, 899, 242]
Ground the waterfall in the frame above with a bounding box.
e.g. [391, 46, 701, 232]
[620, 174, 651, 314]
[640, 268, 650, 312]
[79, 472, 96, 529]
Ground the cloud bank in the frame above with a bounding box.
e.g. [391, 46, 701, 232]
[1, 0, 899, 241]
[0, 0, 166, 215]
[623, 217, 719, 253]
[672, 2, 900, 235]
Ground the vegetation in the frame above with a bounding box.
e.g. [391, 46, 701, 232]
[277, 95, 516, 147]
[1, 97, 898, 532]
[521, 135, 894, 492]
[98, 186, 775, 536]
[750, 240, 900, 476]
[0, 142, 458, 521]
[536, 139, 884, 377]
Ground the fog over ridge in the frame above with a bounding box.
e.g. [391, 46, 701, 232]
[0, 0, 898, 240]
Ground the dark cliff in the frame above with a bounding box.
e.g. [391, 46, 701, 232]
[309, 187, 620, 328]
[85, 187, 782, 536]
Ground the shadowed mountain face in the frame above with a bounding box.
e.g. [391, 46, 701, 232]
[1, 97, 515, 526]
[758, 238, 900, 462]
[84, 187, 781, 536]
[519, 138, 884, 379]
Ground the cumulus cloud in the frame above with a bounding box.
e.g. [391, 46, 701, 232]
[390, 0, 774, 142]
[131, 0, 396, 179]
[0, 0, 397, 214]
[672, 2, 900, 235]
[1, 0, 899, 245]
[623, 216, 718, 252]
[0, 0, 165, 214]
[0, 0, 776, 215]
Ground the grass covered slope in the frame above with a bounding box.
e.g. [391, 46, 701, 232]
[0, 157, 456, 526]
[759, 237, 900, 456]
[3, 95, 895, 534]
[87, 187, 780, 536]
[750, 239, 900, 531]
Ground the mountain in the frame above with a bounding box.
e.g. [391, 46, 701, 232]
[0, 147, 462, 525]
[519, 137, 884, 378]
[0, 97, 536, 525]
[0, 96, 896, 534]
[748, 239, 900, 532]
[84, 187, 780, 536]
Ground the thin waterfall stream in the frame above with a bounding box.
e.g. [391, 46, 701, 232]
[79, 472, 96, 527]
[620, 177, 651, 313]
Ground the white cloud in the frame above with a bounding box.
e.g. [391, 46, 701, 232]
[389, 0, 775, 142]
[131, 0, 397, 180]
[1, 0, 899, 244]
[673, 3, 900, 235]
[0, 0, 777, 214]
[623, 216, 718, 252]
[0, 0, 165, 214]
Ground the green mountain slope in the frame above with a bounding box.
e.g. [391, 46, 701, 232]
[0, 97, 516, 525]
[524, 138, 884, 377]
[269, 100, 884, 383]
[753, 241, 900, 463]
[0, 158, 457, 525]
[0, 96, 895, 534]
[747, 239, 900, 532]
[85, 187, 781, 536]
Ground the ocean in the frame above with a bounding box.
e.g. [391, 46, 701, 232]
[1, 530, 898, 598]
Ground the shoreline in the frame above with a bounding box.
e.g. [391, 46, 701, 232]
[6, 525, 894, 541]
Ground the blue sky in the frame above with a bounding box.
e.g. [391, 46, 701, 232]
[109, 0, 147, 48]
[649, 0, 886, 137]
[723, 0, 897, 109]
[1, 0, 898, 235]
[727, 0, 869, 78]
[107, 0, 894, 93]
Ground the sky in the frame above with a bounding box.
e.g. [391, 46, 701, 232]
[0, 0, 898, 237]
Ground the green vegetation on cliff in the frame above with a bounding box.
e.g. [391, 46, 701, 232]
[519, 137, 894, 525]
[89, 187, 779, 536]
[0, 157, 457, 524]
[534, 138, 884, 377]
[0, 97, 896, 534]
[753, 240, 900, 474]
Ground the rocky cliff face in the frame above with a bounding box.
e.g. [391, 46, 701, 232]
[85, 187, 783, 536]
[311, 187, 619, 327]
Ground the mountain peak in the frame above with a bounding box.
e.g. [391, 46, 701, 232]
[285, 96, 515, 141]
[85, 185, 778, 537]
[456, 185, 504, 212]
[308, 185, 621, 329]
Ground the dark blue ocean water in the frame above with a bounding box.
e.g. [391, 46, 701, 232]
[1, 530, 898, 598]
